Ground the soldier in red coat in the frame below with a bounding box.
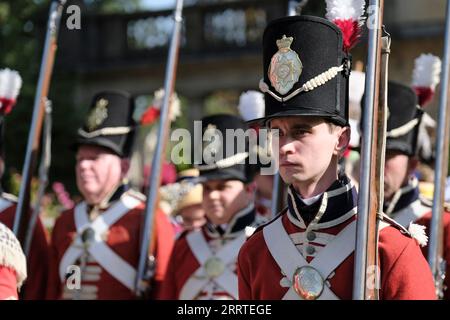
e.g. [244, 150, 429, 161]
[159, 114, 262, 300]
[382, 82, 450, 299]
[0, 195, 49, 300]
[0, 222, 27, 300]
[46, 91, 175, 300]
[237, 14, 437, 300]
[0, 68, 49, 299]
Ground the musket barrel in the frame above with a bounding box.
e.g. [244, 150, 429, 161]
[427, 0, 450, 298]
[13, 0, 66, 241]
[135, 0, 184, 295]
[353, 0, 384, 300]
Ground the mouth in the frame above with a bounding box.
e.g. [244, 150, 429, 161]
[280, 161, 298, 167]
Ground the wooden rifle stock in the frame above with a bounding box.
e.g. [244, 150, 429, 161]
[353, 0, 385, 300]
[13, 1, 66, 245]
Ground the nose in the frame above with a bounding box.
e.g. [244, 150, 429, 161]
[279, 137, 296, 157]
[206, 189, 220, 201]
[77, 158, 92, 171]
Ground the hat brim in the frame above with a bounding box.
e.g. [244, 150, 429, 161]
[247, 109, 348, 127]
[198, 167, 250, 184]
[72, 137, 124, 157]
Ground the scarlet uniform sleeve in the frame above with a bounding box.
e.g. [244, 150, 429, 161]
[158, 237, 184, 300]
[22, 217, 49, 300]
[45, 214, 66, 300]
[379, 226, 436, 300]
[237, 246, 252, 300]
[151, 209, 175, 298]
[0, 205, 50, 299]
[0, 267, 18, 300]
[442, 211, 450, 300]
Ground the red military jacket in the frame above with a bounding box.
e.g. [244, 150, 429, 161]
[0, 193, 49, 299]
[238, 179, 437, 300]
[159, 205, 259, 300]
[0, 222, 27, 300]
[46, 188, 175, 300]
[386, 181, 450, 300]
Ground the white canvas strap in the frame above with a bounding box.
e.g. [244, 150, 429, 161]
[393, 200, 430, 228]
[59, 195, 141, 291]
[0, 198, 13, 213]
[264, 217, 357, 300]
[179, 231, 246, 300]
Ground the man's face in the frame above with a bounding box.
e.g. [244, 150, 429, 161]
[76, 145, 124, 205]
[384, 150, 417, 202]
[179, 204, 206, 231]
[202, 179, 253, 225]
[269, 116, 349, 190]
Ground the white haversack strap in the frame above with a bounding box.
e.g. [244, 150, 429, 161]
[59, 195, 141, 289]
[180, 231, 245, 300]
[264, 218, 357, 300]
[0, 197, 13, 213]
[393, 200, 429, 228]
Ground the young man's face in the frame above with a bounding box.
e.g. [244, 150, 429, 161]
[269, 116, 349, 192]
[76, 145, 126, 205]
[384, 150, 418, 202]
[202, 179, 254, 225]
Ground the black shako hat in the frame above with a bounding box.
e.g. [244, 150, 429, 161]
[385, 81, 423, 156]
[75, 90, 136, 157]
[361, 81, 423, 156]
[255, 15, 351, 126]
[195, 114, 257, 184]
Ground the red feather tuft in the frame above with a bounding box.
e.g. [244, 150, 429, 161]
[414, 87, 435, 107]
[333, 19, 362, 52]
[0, 97, 16, 115]
[140, 106, 161, 125]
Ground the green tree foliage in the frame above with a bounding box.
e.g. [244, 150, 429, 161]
[0, 0, 146, 195]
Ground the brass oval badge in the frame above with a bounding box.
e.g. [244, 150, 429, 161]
[204, 257, 225, 278]
[293, 266, 324, 300]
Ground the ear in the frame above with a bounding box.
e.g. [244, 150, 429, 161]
[245, 181, 257, 194]
[120, 158, 131, 178]
[407, 157, 419, 176]
[333, 126, 351, 156]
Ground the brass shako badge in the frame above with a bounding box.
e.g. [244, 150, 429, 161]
[268, 35, 303, 95]
[86, 98, 109, 131]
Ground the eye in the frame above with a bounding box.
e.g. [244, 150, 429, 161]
[291, 128, 309, 138]
[270, 128, 283, 138]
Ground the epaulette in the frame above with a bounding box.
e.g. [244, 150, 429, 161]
[0, 222, 27, 288]
[1, 192, 18, 203]
[379, 213, 428, 247]
[245, 207, 288, 240]
[125, 189, 146, 202]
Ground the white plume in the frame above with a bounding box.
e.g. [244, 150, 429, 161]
[417, 112, 436, 161]
[0, 68, 22, 100]
[408, 222, 428, 247]
[349, 70, 365, 105]
[238, 90, 265, 121]
[325, 0, 366, 21]
[151, 88, 181, 122]
[412, 54, 442, 89]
